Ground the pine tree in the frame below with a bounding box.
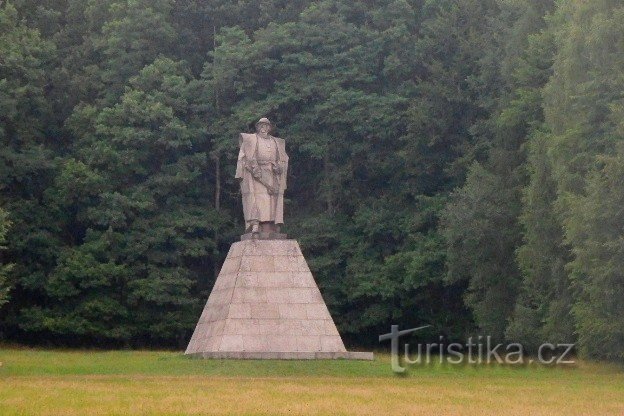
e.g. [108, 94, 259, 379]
[442, 0, 554, 341]
[22, 58, 222, 344]
[0, 208, 13, 308]
[0, 2, 59, 340]
[541, 0, 624, 360]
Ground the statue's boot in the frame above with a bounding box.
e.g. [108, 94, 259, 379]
[251, 221, 259, 233]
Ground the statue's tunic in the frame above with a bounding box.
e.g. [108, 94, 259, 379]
[235, 133, 288, 228]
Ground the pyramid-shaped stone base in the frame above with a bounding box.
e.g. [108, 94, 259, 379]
[185, 239, 373, 360]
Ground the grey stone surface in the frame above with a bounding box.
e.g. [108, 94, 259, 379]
[236, 118, 288, 234]
[185, 239, 373, 360]
[186, 351, 374, 360]
[240, 232, 288, 241]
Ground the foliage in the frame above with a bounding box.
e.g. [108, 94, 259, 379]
[0, 0, 622, 360]
[542, 0, 624, 360]
[0, 208, 13, 307]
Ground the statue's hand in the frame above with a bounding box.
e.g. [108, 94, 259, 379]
[249, 164, 262, 179]
[272, 165, 282, 176]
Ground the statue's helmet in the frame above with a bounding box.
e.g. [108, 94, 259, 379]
[255, 117, 273, 132]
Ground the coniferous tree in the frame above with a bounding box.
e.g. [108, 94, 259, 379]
[21, 58, 221, 344]
[0, 2, 58, 340]
[1, 0, 622, 358]
[0, 208, 13, 307]
[541, 0, 624, 360]
[442, 0, 554, 341]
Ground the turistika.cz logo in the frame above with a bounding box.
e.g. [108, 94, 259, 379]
[379, 325, 575, 373]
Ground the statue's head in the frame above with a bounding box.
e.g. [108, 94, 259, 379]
[255, 117, 273, 135]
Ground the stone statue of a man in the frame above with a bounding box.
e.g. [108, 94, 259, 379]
[235, 117, 289, 236]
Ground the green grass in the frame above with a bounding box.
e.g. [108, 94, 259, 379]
[0, 348, 392, 377]
[1, 347, 623, 415]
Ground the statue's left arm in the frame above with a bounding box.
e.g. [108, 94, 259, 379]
[277, 138, 288, 191]
[235, 133, 246, 180]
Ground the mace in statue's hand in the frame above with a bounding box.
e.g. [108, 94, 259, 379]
[247, 162, 262, 179]
[267, 185, 278, 196]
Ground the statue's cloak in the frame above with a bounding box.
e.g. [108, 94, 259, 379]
[235, 133, 289, 225]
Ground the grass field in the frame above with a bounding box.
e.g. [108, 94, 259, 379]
[0, 347, 623, 415]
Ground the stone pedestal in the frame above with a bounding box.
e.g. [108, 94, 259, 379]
[185, 239, 373, 360]
[240, 232, 288, 241]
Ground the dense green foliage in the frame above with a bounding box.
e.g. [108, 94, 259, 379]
[0, 208, 12, 306]
[0, 0, 622, 360]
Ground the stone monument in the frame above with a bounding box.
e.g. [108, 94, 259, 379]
[185, 118, 373, 359]
[235, 117, 288, 239]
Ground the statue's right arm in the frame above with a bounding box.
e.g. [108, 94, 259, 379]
[237, 134, 262, 179]
[247, 161, 262, 178]
[235, 134, 246, 180]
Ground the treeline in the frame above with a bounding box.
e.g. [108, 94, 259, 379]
[0, 0, 622, 360]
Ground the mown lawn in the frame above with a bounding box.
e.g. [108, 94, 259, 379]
[0, 347, 622, 415]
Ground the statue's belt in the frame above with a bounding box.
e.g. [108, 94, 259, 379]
[256, 160, 278, 166]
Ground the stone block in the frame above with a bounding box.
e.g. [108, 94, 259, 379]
[211, 307, 225, 322]
[185, 338, 197, 353]
[308, 288, 324, 303]
[324, 319, 340, 336]
[280, 352, 311, 359]
[219, 335, 244, 351]
[228, 303, 251, 319]
[230, 319, 255, 335]
[295, 256, 311, 272]
[274, 255, 311, 272]
[196, 322, 212, 338]
[220, 257, 241, 274]
[278, 303, 307, 319]
[242, 335, 268, 352]
[231, 287, 267, 303]
[268, 335, 295, 352]
[287, 352, 316, 359]
[290, 272, 315, 287]
[295, 335, 321, 352]
[251, 303, 280, 319]
[248, 240, 299, 256]
[285, 243, 303, 257]
[241, 241, 285, 256]
[236, 272, 258, 287]
[201, 306, 214, 322]
[321, 336, 346, 352]
[224, 319, 240, 335]
[185, 351, 373, 360]
[289, 288, 323, 304]
[300, 319, 326, 335]
[197, 306, 211, 323]
[240, 256, 275, 273]
[287, 288, 308, 303]
[185, 239, 372, 360]
[265, 287, 291, 303]
[349, 352, 375, 360]
[256, 319, 280, 335]
[240, 232, 288, 242]
[227, 242, 245, 259]
[213, 273, 237, 290]
[277, 320, 299, 334]
[212, 319, 225, 335]
[259, 272, 293, 287]
[201, 337, 215, 351]
[207, 289, 231, 305]
[306, 304, 330, 320]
